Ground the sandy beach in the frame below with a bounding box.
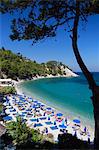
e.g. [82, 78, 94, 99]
[12, 76, 95, 143]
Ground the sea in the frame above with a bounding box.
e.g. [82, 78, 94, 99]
[19, 72, 99, 129]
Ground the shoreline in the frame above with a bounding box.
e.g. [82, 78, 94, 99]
[14, 77, 95, 142]
[14, 74, 78, 94]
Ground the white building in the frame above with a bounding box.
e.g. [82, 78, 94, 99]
[0, 79, 13, 87]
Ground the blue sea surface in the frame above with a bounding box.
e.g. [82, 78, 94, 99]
[20, 72, 99, 127]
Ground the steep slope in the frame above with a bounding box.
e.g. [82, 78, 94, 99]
[0, 48, 78, 80]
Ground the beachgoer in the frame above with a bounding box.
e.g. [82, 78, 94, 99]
[46, 128, 48, 134]
[65, 118, 67, 124]
[54, 121, 56, 125]
[74, 131, 77, 137]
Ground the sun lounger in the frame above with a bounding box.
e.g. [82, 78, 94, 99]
[79, 128, 88, 136]
[72, 125, 80, 131]
[80, 131, 87, 136]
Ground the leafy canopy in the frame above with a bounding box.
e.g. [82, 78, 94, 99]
[0, 0, 99, 44]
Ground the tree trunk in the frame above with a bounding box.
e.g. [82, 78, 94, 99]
[71, 0, 99, 149]
[92, 85, 99, 149]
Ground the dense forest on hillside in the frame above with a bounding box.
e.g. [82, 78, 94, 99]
[0, 48, 70, 80]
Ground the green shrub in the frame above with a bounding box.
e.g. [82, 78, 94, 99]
[0, 86, 16, 94]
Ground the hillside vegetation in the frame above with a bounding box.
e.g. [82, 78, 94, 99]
[0, 48, 72, 80]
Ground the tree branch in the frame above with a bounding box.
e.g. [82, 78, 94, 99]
[72, 0, 96, 90]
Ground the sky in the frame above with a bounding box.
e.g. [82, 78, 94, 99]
[0, 13, 99, 72]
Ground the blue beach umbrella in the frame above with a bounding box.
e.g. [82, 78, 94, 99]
[3, 116, 12, 121]
[26, 109, 30, 112]
[33, 105, 40, 109]
[32, 105, 36, 108]
[18, 102, 22, 105]
[33, 100, 38, 103]
[22, 112, 27, 114]
[73, 119, 81, 124]
[37, 102, 41, 105]
[59, 124, 67, 129]
[30, 118, 37, 122]
[46, 107, 52, 110]
[56, 113, 63, 117]
[41, 104, 45, 107]
[10, 109, 16, 112]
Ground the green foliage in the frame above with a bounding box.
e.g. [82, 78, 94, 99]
[0, 86, 16, 95]
[6, 117, 43, 146]
[6, 117, 30, 145]
[31, 129, 43, 143]
[0, 1, 98, 43]
[0, 48, 32, 79]
[0, 48, 68, 80]
[46, 61, 63, 75]
[0, 103, 3, 113]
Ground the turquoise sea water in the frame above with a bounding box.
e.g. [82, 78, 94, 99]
[19, 72, 99, 128]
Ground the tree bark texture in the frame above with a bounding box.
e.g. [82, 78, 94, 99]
[71, 0, 99, 149]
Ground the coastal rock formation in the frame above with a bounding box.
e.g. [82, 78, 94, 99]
[45, 61, 78, 77]
[60, 65, 78, 77]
